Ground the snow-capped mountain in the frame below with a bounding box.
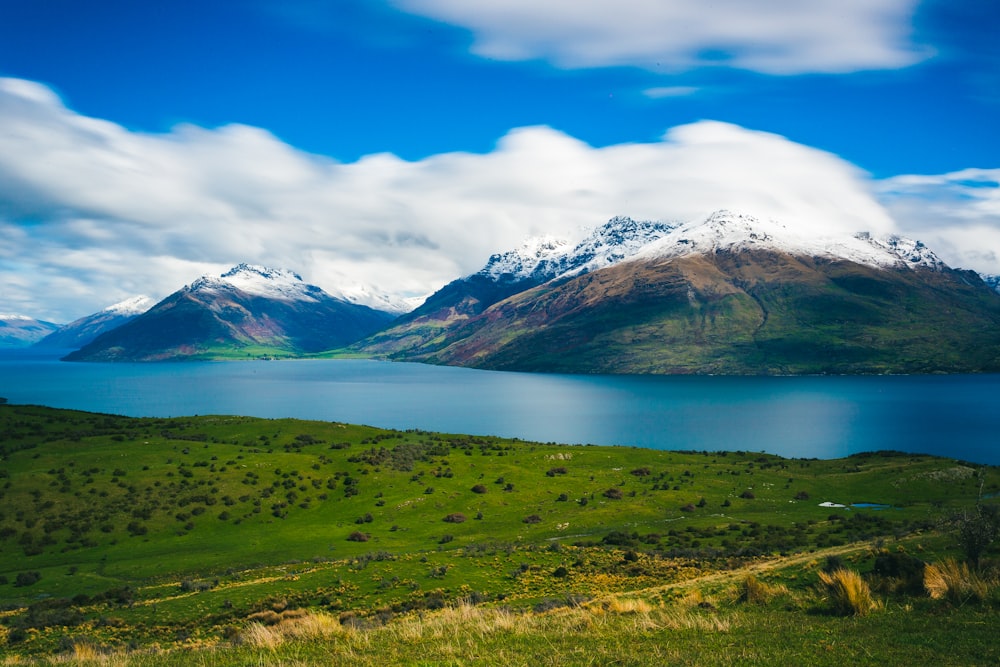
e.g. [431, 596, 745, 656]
[981, 274, 1000, 295]
[0, 314, 61, 348]
[478, 216, 676, 283]
[65, 264, 396, 362]
[634, 210, 946, 272]
[358, 209, 1000, 375]
[34, 296, 155, 350]
[479, 235, 571, 282]
[187, 264, 326, 302]
[329, 282, 424, 315]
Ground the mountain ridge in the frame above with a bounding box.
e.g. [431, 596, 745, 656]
[356, 210, 1000, 374]
[34, 296, 154, 350]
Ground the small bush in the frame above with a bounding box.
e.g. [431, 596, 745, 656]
[347, 531, 370, 542]
[603, 488, 624, 500]
[523, 514, 542, 524]
[470, 484, 487, 494]
[818, 568, 879, 616]
[443, 513, 467, 524]
[546, 467, 567, 477]
[14, 571, 41, 587]
[794, 490, 810, 500]
[740, 490, 756, 500]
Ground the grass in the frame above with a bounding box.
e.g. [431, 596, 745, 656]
[924, 558, 991, 604]
[0, 404, 998, 663]
[818, 568, 880, 616]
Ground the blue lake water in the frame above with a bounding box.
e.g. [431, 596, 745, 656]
[2, 351, 999, 465]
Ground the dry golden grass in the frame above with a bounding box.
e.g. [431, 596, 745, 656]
[242, 609, 345, 648]
[735, 573, 789, 605]
[603, 596, 654, 615]
[818, 568, 880, 616]
[924, 559, 990, 604]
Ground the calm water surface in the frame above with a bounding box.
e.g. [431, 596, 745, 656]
[2, 351, 998, 464]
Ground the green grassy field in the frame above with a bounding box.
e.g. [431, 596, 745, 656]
[1, 404, 997, 664]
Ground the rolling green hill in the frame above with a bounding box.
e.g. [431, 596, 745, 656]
[1, 405, 998, 662]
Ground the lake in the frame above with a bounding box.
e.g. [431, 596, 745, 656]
[2, 351, 999, 465]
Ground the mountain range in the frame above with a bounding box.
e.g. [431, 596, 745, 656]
[64, 264, 395, 361]
[356, 211, 1000, 374]
[11, 211, 1000, 374]
[0, 314, 60, 348]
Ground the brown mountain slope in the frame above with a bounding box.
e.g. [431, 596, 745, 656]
[360, 250, 1000, 374]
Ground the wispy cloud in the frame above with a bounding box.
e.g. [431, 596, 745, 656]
[642, 86, 700, 99]
[3, 77, 995, 323]
[391, 0, 930, 74]
[877, 168, 1000, 273]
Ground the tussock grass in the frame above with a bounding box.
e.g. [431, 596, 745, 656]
[817, 568, 880, 616]
[924, 558, 990, 604]
[242, 610, 344, 648]
[735, 573, 789, 605]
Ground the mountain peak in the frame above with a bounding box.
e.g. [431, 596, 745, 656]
[479, 235, 570, 282]
[190, 264, 324, 302]
[102, 295, 155, 316]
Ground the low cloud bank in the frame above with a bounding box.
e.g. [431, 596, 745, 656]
[0, 78, 994, 322]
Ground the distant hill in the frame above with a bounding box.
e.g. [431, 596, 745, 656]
[34, 295, 154, 350]
[356, 211, 1000, 374]
[65, 264, 396, 361]
[0, 314, 60, 348]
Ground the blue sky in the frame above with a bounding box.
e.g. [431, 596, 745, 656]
[2, 0, 999, 322]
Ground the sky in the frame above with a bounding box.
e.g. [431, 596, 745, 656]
[1, 0, 999, 322]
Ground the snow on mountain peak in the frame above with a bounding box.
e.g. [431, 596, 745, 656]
[190, 263, 324, 302]
[103, 295, 155, 316]
[478, 216, 677, 283]
[981, 274, 1000, 295]
[480, 235, 571, 282]
[636, 209, 948, 272]
[563, 216, 677, 276]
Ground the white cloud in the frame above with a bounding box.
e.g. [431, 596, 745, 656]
[392, 0, 929, 74]
[3, 77, 996, 324]
[876, 168, 1000, 274]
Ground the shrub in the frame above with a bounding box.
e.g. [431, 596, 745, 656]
[14, 571, 41, 587]
[794, 490, 810, 500]
[546, 467, 567, 477]
[630, 467, 651, 477]
[523, 514, 542, 524]
[553, 566, 569, 578]
[347, 531, 370, 542]
[603, 488, 624, 500]
[924, 558, 989, 604]
[470, 484, 487, 494]
[818, 568, 879, 616]
[871, 550, 925, 595]
[680, 503, 696, 512]
[740, 490, 756, 500]
[443, 513, 467, 524]
[951, 504, 999, 568]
